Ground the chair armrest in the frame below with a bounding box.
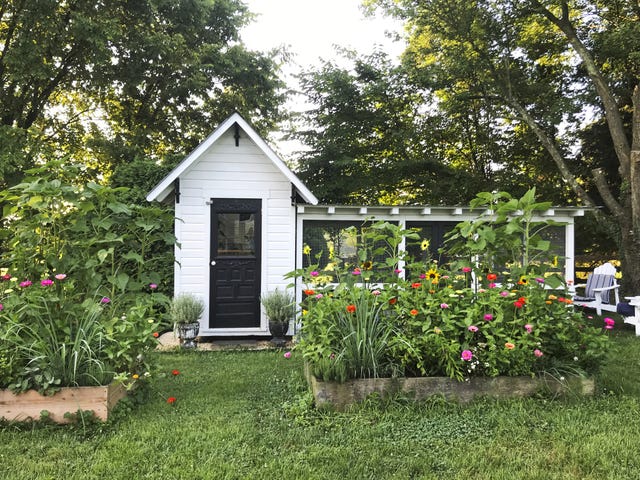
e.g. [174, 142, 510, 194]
[592, 284, 619, 293]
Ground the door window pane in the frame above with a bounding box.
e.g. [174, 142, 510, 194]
[217, 213, 255, 256]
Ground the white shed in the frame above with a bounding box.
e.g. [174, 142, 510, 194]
[147, 112, 318, 336]
[148, 112, 585, 337]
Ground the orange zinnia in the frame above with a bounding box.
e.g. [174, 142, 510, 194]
[505, 342, 515, 350]
[346, 304, 356, 313]
[410, 309, 419, 316]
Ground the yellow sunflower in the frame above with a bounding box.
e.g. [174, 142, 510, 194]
[426, 268, 440, 284]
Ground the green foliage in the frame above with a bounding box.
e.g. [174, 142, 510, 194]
[261, 288, 295, 324]
[290, 191, 609, 382]
[444, 188, 562, 273]
[0, 161, 175, 301]
[0, 0, 286, 186]
[0, 162, 171, 392]
[170, 294, 205, 325]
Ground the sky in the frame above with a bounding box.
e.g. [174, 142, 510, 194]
[240, 0, 405, 155]
[241, 0, 405, 72]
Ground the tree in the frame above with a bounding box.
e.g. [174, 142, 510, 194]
[292, 49, 486, 205]
[0, 0, 286, 187]
[369, 0, 640, 292]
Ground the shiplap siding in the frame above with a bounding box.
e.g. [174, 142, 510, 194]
[175, 128, 296, 336]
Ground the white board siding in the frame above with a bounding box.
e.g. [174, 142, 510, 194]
[174, 128, 297, 335]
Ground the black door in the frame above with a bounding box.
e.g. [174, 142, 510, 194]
[210, 199, 261, 329]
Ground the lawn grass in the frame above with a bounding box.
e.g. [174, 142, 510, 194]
[1, 322, 640, 480]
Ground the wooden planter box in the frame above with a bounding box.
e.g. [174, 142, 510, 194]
[308, 372, 594, 411]
[0, 383, 127, 423]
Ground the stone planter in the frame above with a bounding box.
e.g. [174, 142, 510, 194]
[0, 382, 127, 423]
[176, 321, 200, 349]
[307, 370, 594, 410]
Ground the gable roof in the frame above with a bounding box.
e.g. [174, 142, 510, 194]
[146, 112, 318, 204]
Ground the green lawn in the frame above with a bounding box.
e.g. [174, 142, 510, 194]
[1, 321, 640, 480]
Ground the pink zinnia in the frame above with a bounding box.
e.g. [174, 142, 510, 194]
[604, 317, 615, 330]
[149, 283, 158, 289]
[534, 349, 543, 357]
[310, 271, 319, 277]
[462, 267, 472, 273]
[1, 274, 11, 281]
[54, 274, 67, 280]
[468, 325, 478, 333]
[372, 290, 381, 296]
[440, 303, 449, 309]
[100, 297, 111, 304]
[284, 351, 292, 359]
[483, 314, 493, 321]
[41, 279, 54, 287]
[524, 324, 533, 334]
[19, 280, 32, 288]
[0, 303, 3, 311]
[488, 282, 497, 288]
[461, 350, 473, 361]
[499, 291, 510, 297]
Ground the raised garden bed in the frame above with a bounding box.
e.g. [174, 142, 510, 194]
[0, 383, 127, 423]
[308, 373, 594, 410]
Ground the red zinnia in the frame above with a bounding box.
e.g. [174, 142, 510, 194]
[346, 304, 356, 313]
[172, 369, 180, 376]
[152, 332, 159, 338]
[389, 297, 397, 305]
[487, 273, 497, 281]
[410, 309, 419, 316]
[167, 396, 177, 404]
[411, 282, 422, 289]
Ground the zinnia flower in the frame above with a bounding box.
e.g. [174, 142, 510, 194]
[483, 314, 493, 321]
[19, 280, 32, 288]
[372, 290, 381, 296]
[346, 304, 356, 313]
[499, 291, 510, 297]
[315, 293, 323, 299]
[153, 332, 159, 338]
[54, 273, 67, 280]
[604, 317, 615, 330]
[505, 342, 515, 350]
[534, 349, 543, 357]
[132, 374, 139, 379]
[468, 325, 478, 333]
[172, 369, 180, 376]
[410, 309, 419, 316]
[389, 297, 397, 305]
[462, 267, 472, 273]
[440, 303, 449, 309]
[513, 300, 524, 309]
[284, 351, 292, 359]
[1, 274, 11, 281]
[41, 279, 54, 287]
[524, 324, 533, 334]
[487, 273, 497, 281]
[304, 289, 315, 296]
[461, 350, 473, 361]
[167, 397, 177, 405]
[100, 297, 111, 304]
[310, 271, 319, 277]
[411, 282, 422, 289]
[352, 268, 361, 275]
[0, 304, 3, 311]
[149, 283, 158, 289]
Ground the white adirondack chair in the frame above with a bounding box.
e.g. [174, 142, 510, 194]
[622, 297, 640, 336]
[571, 262, 620, 315]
